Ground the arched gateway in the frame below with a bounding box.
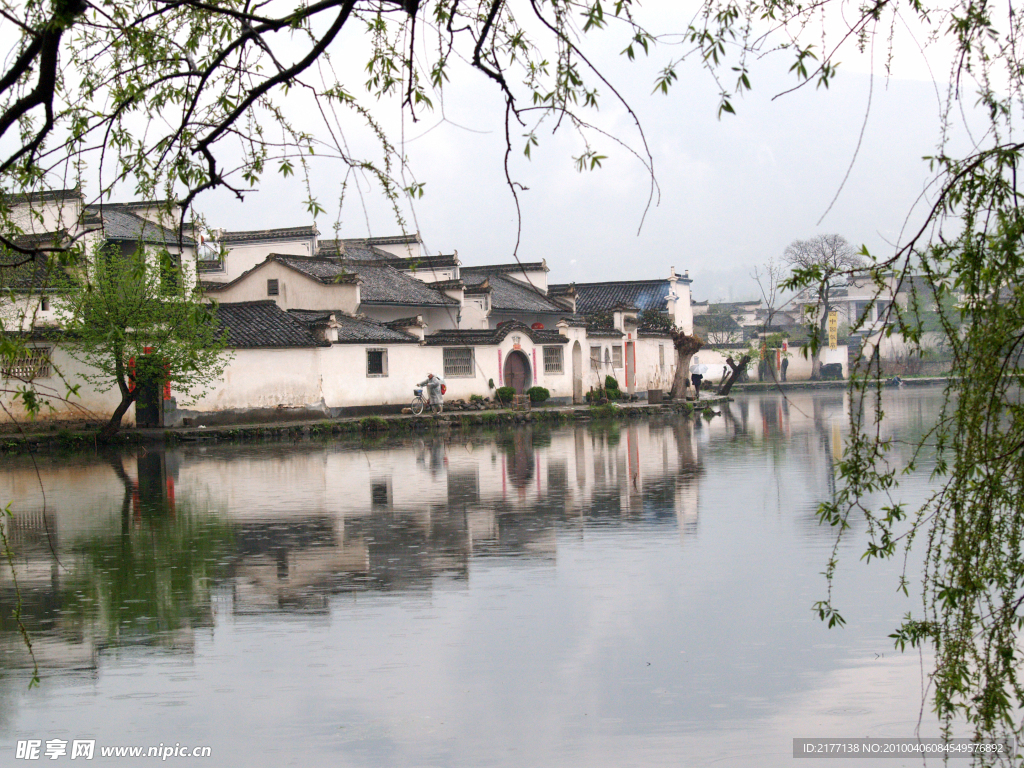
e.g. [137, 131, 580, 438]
[503, 350, 532, 394]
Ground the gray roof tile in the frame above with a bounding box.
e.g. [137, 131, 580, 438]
[551, 279, 674, 315]
[332, 314, 420, 344]
[214, 301, 328, 348]
[425, 320, 567, 347]
[461, 272, 565, 313]
[220, 226, 317, 244]
[353, 263, 458, 306]
[87, 205, 195, 246]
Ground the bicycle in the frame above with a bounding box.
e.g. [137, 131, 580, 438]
[410, 388, 442, 415]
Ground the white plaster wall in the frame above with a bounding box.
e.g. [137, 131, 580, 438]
[460, 296, 489, 329]
[403, 267, 455, 283]
[633, 336, 675, 392]
[697, 345, 850, 381]
[372, 241, 422, 259]
[209, 262, 359, 313]
[361, 305, 460, 331]
[673, 279, 694, 334]
[217, 239, 315, 283]
[488, 312, 563, 331]
[9, 197, 81, 235]
[585, 338, 626, 391]
[1, 344, 135, 424]
[186, 348, 324, 412]
[502, 269, 548, 293]
[320, 344, 437, 407]
[0, 296, 64, 332]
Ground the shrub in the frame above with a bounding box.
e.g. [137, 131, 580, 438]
[360, 416, 387, 432]
[527, 386, 550, 403]
[470, 394, 484, 402]
[604, 375, 619, 391]
[495, 386, 516, 404]
[589, 403, 620, 419]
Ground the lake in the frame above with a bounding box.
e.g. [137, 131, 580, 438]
[0, 386, 952, 767]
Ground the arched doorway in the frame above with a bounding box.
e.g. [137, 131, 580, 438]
[503, 350, 532, 394]
[572, 341, 583, 404]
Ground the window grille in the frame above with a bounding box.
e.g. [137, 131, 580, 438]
[267, 279, 279, 296]
[659, 344, 665, 371]
[612, 345, 623, 367]
[543, 346, 563, 374]
[1, 347, 51, 380]
[443, 347, 474, 377]
[590, 346, 601, 370]
[367, 348, 388, 377]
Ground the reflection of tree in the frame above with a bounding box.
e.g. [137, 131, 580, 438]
[60, 509, 232, 645]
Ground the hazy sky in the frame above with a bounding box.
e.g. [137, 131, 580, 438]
[196, 3, 976, 302]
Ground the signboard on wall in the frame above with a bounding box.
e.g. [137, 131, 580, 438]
[828, 311, 838, 350]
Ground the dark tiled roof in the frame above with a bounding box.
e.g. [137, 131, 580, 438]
[354, 263, 457, 306]
[586, 328, 625, 339]
[275, 256, 361, 284]
[214, 301, 328, 348]
[320, 234, 422, 250]
[221, 226, 317, 244]
[559, 316, 588, 327]
[1, 251, 76, 292]
[461, 272, 564, 313]
[317, 243, 394, 260]
[332, 314, 419, 344]
[385, 316, 425, 328]
[553, 279, 674, 315]
[287, 309, 419, 343]
[694, 314, 742, 331]
[429, 279, 464, 290]
[87, 205, 195, 246]
[2, 188, 82, 205]
[461, 262, 547, 274]
[288, 309, 334, 325]
[424, 321, 567, 347]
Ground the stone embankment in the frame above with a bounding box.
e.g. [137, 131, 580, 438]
[0, 396, 731, 454]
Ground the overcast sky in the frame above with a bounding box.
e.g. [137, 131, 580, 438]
[196, 2, 977, 302]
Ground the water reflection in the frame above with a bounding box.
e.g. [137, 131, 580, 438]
[0, 387, 951, 767]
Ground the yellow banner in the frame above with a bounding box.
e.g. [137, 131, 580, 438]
[828, 311, 838, 350]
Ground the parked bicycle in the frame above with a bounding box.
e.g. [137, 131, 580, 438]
[410, 387, 442, 415]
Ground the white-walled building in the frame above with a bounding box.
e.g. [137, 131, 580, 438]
[3, 192, 699, 425]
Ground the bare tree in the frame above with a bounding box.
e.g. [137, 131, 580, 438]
[783, 235, 864, 380]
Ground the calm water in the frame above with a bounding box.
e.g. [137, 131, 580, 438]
[0, 387, 951, 767]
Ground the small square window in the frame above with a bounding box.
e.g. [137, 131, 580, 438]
[543, 346, 563, 374]
[40, 296, 50, 311]
[443, 347, 474, 377]
[590, 346, 601, 370]
[267, 278, 279, 296]
[612, 345, 623, 367]
[367, 348, 388, 377]
[1, 347, 51, 380]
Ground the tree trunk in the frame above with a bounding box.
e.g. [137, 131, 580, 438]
[99, 382, 138, 441]
[811, 310, 828, 380]
[671, 352, 694, 400]
[670, 331, 703, 400]
[718, 355, 751, 396]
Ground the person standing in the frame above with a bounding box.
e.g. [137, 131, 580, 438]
[781, 357, 789, 382]
[418, 373, 445, 413]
